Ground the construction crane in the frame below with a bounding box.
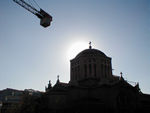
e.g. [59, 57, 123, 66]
[13, 0, 52, 28]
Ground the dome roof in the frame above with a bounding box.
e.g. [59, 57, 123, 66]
[75, 48, 106, 59]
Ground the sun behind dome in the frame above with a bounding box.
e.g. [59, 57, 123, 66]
[75, 48, 107, 59]
[70, 44, 114, 85]
[44, 42, 150, 113]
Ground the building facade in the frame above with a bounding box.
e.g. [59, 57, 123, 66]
[0, 88, 42, 113]
[44, 45, 150, 113]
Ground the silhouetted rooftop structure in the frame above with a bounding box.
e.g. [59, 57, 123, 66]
[43, 45, 150, 113]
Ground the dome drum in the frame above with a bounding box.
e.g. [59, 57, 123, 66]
[70, 48, 113, 84]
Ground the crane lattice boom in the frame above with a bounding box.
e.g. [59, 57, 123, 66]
[13, 0, 52, 28]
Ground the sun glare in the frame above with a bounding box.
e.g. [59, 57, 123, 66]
[67, 41, 88, 60]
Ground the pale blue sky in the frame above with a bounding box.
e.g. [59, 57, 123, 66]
[0, 0, 150, 93]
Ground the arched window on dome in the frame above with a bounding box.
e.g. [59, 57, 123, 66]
[89, 59, 91, 63]
[84, 64, 87, 78]
[94, 64, 96, 77]
[78, 65, 80, 77]
[93, 58, 96, 62]
[107, 65, 110, 76]
[89, 64, 92, 76]
[101, 64, 104, 77]
[75, 67, 77, 80]
[104, 65, 107, 78]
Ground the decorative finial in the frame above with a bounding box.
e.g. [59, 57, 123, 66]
[47, 80, 52, 91]
[120, 72, 124, 80]
[89, 41, 92, 49]
[120, 72, 123, 77]
[49, 80, 51, 84]
[57, 75, 60, 83]
[57, 75, 59, 80]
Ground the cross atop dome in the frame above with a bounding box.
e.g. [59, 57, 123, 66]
[89, 41, 92, 49]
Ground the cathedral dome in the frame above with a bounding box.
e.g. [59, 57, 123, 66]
[75, 48, 106, 59]
[70, 43, 113, 84]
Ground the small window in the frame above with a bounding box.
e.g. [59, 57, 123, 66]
[94, 64, 96, 77]
[93, 58, 96, 62]
[84, 64, 87, 77]
[101, 64, 103, 75]
[89, 64, 92, 75]
[89, 59, 91, 63]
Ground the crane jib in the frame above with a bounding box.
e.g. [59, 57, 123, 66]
[13, 0, 52, 28]
[39, 9, 52, 28]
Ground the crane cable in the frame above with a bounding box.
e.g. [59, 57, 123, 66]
[28, 0, 33, 8]
[27, 0, 41, 10]
[32, 0, 41, 9]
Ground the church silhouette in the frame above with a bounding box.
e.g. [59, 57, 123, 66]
[43, 43, 150, 113]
